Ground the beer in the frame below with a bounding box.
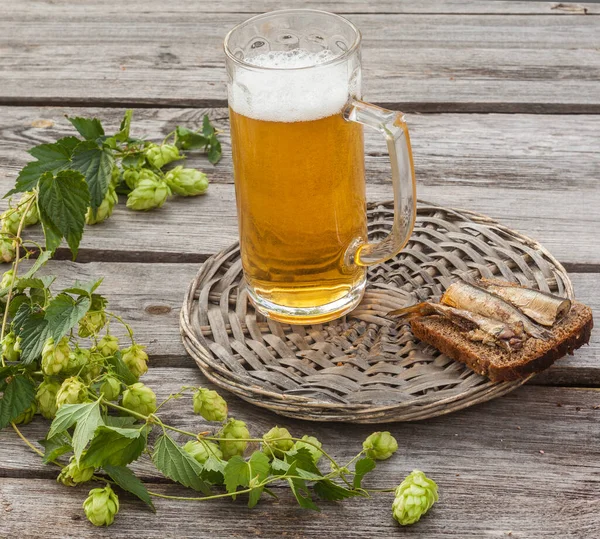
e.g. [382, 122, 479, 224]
[229, 51, 368, 320]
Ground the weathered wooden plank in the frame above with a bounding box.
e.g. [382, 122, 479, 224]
[1, 381, 599, 538]
[1, 107, 598, 265]
[9, 1, 600, 15]
[1, 12, 599, 109]
[11, 261, 600, 385]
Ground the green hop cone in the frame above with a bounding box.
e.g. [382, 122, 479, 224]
[292, 435, 323, 465]
[96, 335, 119, 358]
[2, 332, 20, 362]
[86, 186, 118, 225]
[262, 426, 294, 459]
[126, 178, 170, 211]
[81, 352, 105, 384]
[78, 310, 107, 338]
[121, 382, 157, 416]
[57, 456, 95, 487]
[123, 167, 159, 190]
[83, 485, 119, 527]
[145, 143, 182, 169]
[100, 376, 122, 401]
[13, 401, 37, 425]
[0, 269, 14, 289]
[36, 378, 61, 419]
[392, 470, 439, 526]
[20, 192, 39, 226]
[165, 166, 209, 197]
[121, 344, 148, 379]
[56, 377, 88, 408]
[183, 440, 223, 464]
[363, 431, 398, 461]
[192, 388, 228, 422]
[110, 165, 121, 187]
[219, 418, 250, 460]
[41, 337, 71, 376]
[1, 208, 21, 236]
[66, 347, 91, 374]
[0, 237, 15, 263]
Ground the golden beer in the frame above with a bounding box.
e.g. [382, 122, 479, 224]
[230, 109, 367, 313]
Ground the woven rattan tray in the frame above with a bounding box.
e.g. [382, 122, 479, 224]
[180, 201, 573, 423]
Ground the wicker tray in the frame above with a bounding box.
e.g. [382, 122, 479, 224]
[180, 201, 573, 423]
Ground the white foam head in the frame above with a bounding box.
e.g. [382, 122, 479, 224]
[228, 50, 353, 122]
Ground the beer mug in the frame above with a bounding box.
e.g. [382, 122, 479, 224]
[225, 9, 416, 324]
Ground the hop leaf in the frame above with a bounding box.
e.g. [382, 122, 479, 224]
[362, 431, 398, 461]
[41, 337, 71, 376]
[392, 470, 439, 526]
[83, 484, 119, 527]
[192, 388, 227, 422]
[262, 426, 294, 459]
[219, 419, 250, 460]
[291, 435, 323, 465]
[165, 166, 208, 196]
[145, 143, 182, 169]
[57, 455, 95, 486]
[36, 378, 61, 419]
[56, 377, 88, 408]
[126, 178, 169, 211]
[183, 440, 223, 464]
[121, 344, 148, 379]
[121, 383, 157, 416]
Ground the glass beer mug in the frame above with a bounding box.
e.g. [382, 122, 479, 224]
[225, 9, 416, 324]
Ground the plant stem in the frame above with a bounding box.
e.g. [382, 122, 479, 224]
[11, 422, 44, 457]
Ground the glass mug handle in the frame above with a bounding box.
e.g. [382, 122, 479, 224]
[344, 100, 417, 266]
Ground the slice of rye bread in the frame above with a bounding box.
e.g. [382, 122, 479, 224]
[410, 302, 593, 382]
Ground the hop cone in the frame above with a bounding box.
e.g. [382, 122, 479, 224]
[262, 426, 294, 459]
[96, 335, 119, 358]
[83, 485, 119, 527]
[110, 165, 121, 187]
[2, 332, 20, 362]
[1, 209, 21, 236]
[20, 192, 39, 226]
[82, 351, 105, 383]
[56, 377, 88, 408]
[58, 456, 95, 487]
[123, 167, 159, 190]
[219, 419, 250, 460]
[145, 143, 182, 169]
[66, 347, 91, 374]
[183, 440, 223, 464]
[363, 431, 398, 461]
[86, 186, 118, 225]
[126, 178, 169, 211]
[0, 238, 15, 263]
[392, 470, 439, 526]
[100, 376, 122, 401]
[193, 388, 227, 422]
[42, 337, 71, 376]
[13, 402, 37, 425]
[36, 378, 61, 419]
[121, 383, 157, 416]
[121, 344, 148, 379]
[79, 311, 107, 337]
[165, 166, 208, 196]
[292, 435, 323, 465]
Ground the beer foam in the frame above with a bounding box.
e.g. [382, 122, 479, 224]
[229, 50, 351, 122]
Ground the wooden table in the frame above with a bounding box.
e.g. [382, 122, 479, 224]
[1, 1, 599, 537]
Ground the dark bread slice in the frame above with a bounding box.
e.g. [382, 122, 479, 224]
[410, 302, 593, 382]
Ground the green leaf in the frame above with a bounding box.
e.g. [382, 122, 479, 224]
[287, 477, 319, 511]
[224, 452, 270, 505]
[270, 458, 289, 475]
[62, 278, 103, 297]
[6, 294, 30, 318]
[103, 415, 138, 428]
[12, 304, 51, 365]
[353, 457, 376, 489]
[41, 218, 62, 254]
[247, 451, 270, 508]
[44, 293, 91, 342]
[67, 117, 105, 141]
[174, 126, 209, 151]
[207, 137, 222, 164]
[8, 137, 79, 196]
[202, 116, 216, 137]
[15, 276, 56, 291]
[115, 110, 133, 142]
[20, 250, 52, 280]
[0, 375, 35, 429]
[104, 464, 155, 511]
[313, 479, 361, 501]
[69, 141, 114, 210]
[106, 352, 138, 386]
[49, 401, 100, 439]
[71, 400, 103, 461]
[223, 455, 248, 494]
[286, 447, 321, 477]
[201, 455, 226, 485]
[40, 432, 72, 464]
[152, 434, 211, 494]
[38, 170, 90, 257]
[82, 425, 148, 468]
